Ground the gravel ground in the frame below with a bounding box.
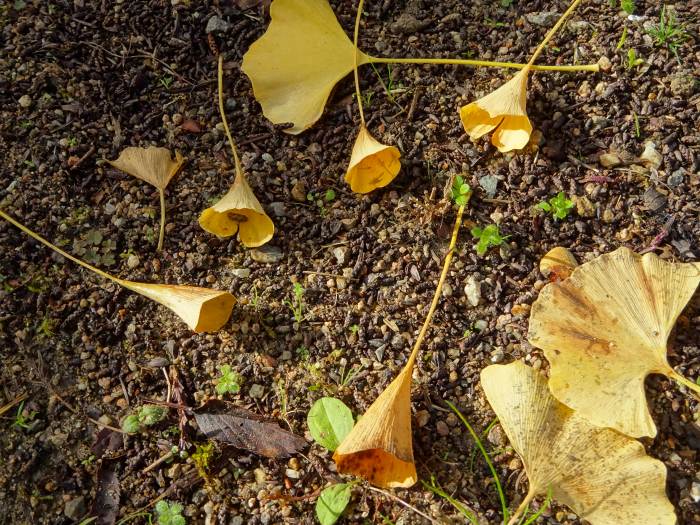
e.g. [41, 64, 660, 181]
[1, 0, 699, 524]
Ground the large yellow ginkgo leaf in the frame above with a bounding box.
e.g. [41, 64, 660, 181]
[528, 247, 700, 438]
[481, 361, 676, 525]
[241, 0, 370, 134]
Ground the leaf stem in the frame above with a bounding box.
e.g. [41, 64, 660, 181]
[217, 54, 243, 178]
[157, 187, 165, 251]
[669, 371, 700, 397]
[353, 0, 366, 125]
[507, 489, 537, 525]
[367, 55, 599, 72]
[406, 200, 466, 369]
[0, 209, 118, 284]
[528, 0, 583, 66]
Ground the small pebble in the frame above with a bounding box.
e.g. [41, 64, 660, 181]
[19, 95, 32, 108]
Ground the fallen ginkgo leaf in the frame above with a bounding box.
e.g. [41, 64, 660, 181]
[481, 361, 676, 525]
[539, 245, 578, 280]
[460, 0, 583, 152]
[333, 356, 417, 488]
[528, 246, 700, 438]
[199, 173, 274, 247]
[200, 54, 274, 248]
[344, 126, 401, 195]
[460, 68, 532, 153]
[0, 210, 235, 333]
[241, 0, 369, 135]
[107, 146, 184, 251]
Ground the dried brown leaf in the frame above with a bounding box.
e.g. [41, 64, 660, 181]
[194, 400, 306, 458]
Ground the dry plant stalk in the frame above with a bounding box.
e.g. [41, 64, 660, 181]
[529, 246, 700, 438]
[199, 55, 274, 247]
[460, 0, 585, 152]
[107, 146, 185, 251]
[482, 361, 675, 525]
[0, 210, 235, 333]
[333, 201, 467, 487]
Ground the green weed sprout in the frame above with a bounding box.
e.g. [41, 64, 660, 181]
[536, 192, 574, 220]
[215, 364, 242, 395]
[471, 224, 508, 256]
[121, 405, 167, 433]
[155, 501, 185, 525]
[422, 475, 478, 524]
[13, 401, 37, 430]
[621, 0, 635, 15]
[285, 281, 305, 324]
[647, 6, 688, 62]
[451, 175, 472, 207]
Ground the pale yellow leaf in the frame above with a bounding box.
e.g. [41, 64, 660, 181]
[482, 361, 676, 525]
[241, 0, 370, 134]
[107, 146, 184, 190]
[528, 246, 700, 437]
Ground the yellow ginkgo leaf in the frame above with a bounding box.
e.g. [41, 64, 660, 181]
[481, 361, 676, 525]
[333, 360, 417, 488]
[0, 210, 235, 333]
[199, 174, 274, 248]
[119, 281, 235, 333]
[345, 125, 401, 194]
[107, 146, 185, 251]
[241, 0, 370, 134]
[528, 246, 700, 438]
[459, 68, 532, 153]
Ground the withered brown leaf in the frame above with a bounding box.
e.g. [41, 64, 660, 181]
[194, 400, 307, 458]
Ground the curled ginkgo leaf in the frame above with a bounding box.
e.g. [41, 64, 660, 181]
[539, 246, 578, 280]
[459, 0, 585, 152]
[0, 210, 235, 333]
[199, 174, 274, 248]
[241, 0, 369, 134]
[107, 146, 184, 251]
[345, 125, 401, 194]
[482, 361, 676, 525]
[333, 359, 416, 488]
[460, 68, 532, 153]
[528, 246, 700, 438]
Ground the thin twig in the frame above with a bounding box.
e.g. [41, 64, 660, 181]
[69, 146, 96, 171]
[366, 486, 444, 525]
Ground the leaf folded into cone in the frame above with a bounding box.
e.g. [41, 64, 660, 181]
[345, 125, 401, 194]
[459, 68, 532, 153]
[333, 360, 417, 488]
[241, 0, 370, 134]
[528, 246, 700, 438]
[199, 174, 274, 248]
[481, 361, 676, 525]
[120, 280, 235, 333]
[107, 146, 184, 190]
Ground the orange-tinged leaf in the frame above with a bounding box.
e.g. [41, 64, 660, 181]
[344, 125, 401, 194]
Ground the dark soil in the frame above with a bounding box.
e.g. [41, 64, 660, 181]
[1, 0, 699, 524]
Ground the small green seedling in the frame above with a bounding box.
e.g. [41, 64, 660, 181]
[422, 475, 478, 524]
[616, 26, 627, 50]
[121, 405, 167, 433]
[155, 500, 185, 525]
[625, 49, 644, 69]
[285, 281, 305, 324]
[451, 175, 472, 207]
[621, 0, 635, 15]
[316, 483, 354, 525]
[646, 6, 688, 62]
[348, 324, 359, 335]
[471, 224, 508, 256]
[536, 192, 574, 220]
[307, 397, 354, 452]
[215, 364, 242, 395]
[324, 189, 336, 202]
[13, 401, 37, 429]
